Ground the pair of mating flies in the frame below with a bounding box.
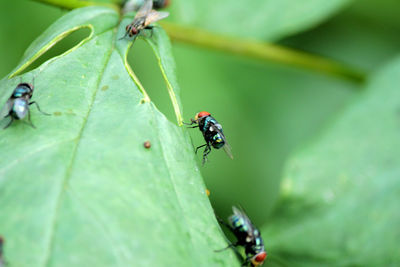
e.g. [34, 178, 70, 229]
[218, 206, 267, 267]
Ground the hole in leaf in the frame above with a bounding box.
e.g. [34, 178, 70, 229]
[127, 38, 176, 123]
[18, 27, 91, 75]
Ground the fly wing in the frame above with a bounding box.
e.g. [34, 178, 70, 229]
[232, 206, 256, 240]
[211, 125, 234, 159]
[135, 0, 153, 20]
[0, 99, 13, 119]
[144, 11, 169, 26]
[223, 141, 234, 159]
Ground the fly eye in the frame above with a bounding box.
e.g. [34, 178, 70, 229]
[129, 27, 138, 36]
[255, 252, 267, 262]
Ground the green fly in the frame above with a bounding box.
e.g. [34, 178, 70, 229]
[217, 206, 267, 266]
[186, 111, 233, 164]
[1, 82, 49, 129]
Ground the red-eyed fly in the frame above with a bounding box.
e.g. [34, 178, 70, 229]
[185, 111, 233, 165]
[217, 207, 267, 267]
[120, 0, 169, 40]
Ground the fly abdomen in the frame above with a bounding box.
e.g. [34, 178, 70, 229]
[12, 98, 28, 119]
[230, 214, 250, 239]
[211, 133, 225, 149]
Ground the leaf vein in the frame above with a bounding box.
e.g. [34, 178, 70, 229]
[41, 31, 117, 267]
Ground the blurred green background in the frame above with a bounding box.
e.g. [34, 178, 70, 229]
[1, 0, 400, 252]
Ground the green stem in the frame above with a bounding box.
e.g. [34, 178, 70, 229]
[32, 0, 120, 11]
[161, 22, 367, 83]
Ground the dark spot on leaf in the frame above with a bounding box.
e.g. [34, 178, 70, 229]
[101, 85, 109, 91]
[112, 75, 119, 80]
[53, 111, 62, 116]
[143, 141, 151, 149]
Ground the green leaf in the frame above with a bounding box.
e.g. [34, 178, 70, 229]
[0, 7, 237, 266]
[169, 0, 353, 40]
[262, 57, 400, 266]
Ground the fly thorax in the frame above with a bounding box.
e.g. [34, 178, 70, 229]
[12, 99, 28, 119]
[13, 86, 30, 98]
[202, 116, 214, 132]
[135, 17, 146, 28]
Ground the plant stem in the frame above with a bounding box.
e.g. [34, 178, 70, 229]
[32, 0, 120, 11]
[160, 22, 367, 83]
[31, 0, 366, 83]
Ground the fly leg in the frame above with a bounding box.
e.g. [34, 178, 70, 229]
[144, 25, 154, 38]
[183, 118, 200, 127]
[195, 144, 207, 154]
[24, 109, 36, 129]
[215, 215, 246, 262]
[216, 216, 236, 233]
[129, 34, 140, 44]
[29, 101, 50, 116]
[202, 144, 211, 165]
[214, 242, 239, 252]
[241, 256, 251, 267]
[183, 121, 199, 128]
[215, 240, 244, 263]
[118, 30, 130, 40]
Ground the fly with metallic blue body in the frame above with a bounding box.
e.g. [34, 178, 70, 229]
[1, 82, 49, 129]
[185, 111, 233, 165]
[217, 206, 267, 266]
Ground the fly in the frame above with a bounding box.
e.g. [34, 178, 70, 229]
[217, 206, 267, 267]
[1, 82, 50, 129]
[120, 0, 169, 40]
[0, 236, 4, 267]
[186, 111, 233, 165]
